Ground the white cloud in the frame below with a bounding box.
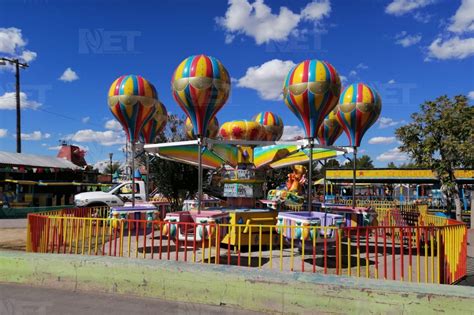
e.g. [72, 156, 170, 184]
[104, 119, 123, 131]
[0, 129, 7, 138]
[301, 0, 331, 21]
[356, 63, 368, 70]
[468, 91, 474, 100]
[67, 129, 125, 146]
[47, 145, 62, 151]
[413, 11, 432, 23]
[426, 1, 474, 61]
[237, 59, 296, 100]
[340, 75, 348, 86]
[368, 136, 396, 145]
[448, 0, 474, 33]
[378, 117, 405, 129]
[395, 33, 422, 47]
[376, 147, 409, 162]
[216, 0, 331, 45]
[349, 70, 357, 77]
[427, 36, 474, 60]
[0, 92, 41, 110]
[21, 131, 51, 141]
[385, 0, 434, 16]
[0, 27, 37, 64]
[0, 27, 26, 54]
[59, 67, 79, 82]
[281, 125, 304, 140]
[82, 116, 90, 123]
[388, 79, 396, 84]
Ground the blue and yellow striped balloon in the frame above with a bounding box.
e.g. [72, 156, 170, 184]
[283, 60, 341, 138]
[253, 111, 284, 141]
[172, 55, 230, 137]
[108, 75, 158, 143]
[317, 108, 343, 146]
[336, 83, 382, 147]
[140, 101, 168, 144]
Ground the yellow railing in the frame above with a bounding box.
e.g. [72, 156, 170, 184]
[26, 211, 467, 284]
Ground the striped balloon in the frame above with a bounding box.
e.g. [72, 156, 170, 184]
[336, 83, 382, 147]
[283, 60, 341, 138]
[108, 75, 158, 142]
[219, 120, 264, 141]
[185, 116, 219, 139]
[316, 108, 343, 146]
[140, 101, 168, 144]
[253, 111, 284, 141]
[172, 55, 230, 138]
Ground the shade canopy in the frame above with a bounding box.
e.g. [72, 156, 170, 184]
[145, 139, 345, 170]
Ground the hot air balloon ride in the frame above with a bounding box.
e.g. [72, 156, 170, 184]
[140, 101, 168, 144]
[185, 116, 219, 140]
[283, 59, 342, 211]
[171, 54, 231, 212]
[108, 74, 159, 206]
[219, 120, 264, 141]
[253, 111, 284, 141]
[316, 108, 343, 146]
[336, 82, 382, 208]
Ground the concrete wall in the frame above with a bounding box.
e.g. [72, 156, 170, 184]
[0, 251, 473, 314]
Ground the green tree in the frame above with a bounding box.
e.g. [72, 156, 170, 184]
[103, 162, 122, 175]
[387, 162, 397, 168]
[395, 95, 474, 220]
[147, 114, 202, 211]
[342, 155, 374, 169]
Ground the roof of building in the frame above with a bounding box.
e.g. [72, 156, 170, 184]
[0, 151, 80, 170]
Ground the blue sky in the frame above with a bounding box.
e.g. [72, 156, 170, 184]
[0, 0, 473, 168]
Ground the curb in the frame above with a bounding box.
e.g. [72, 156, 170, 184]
[0, 251, 473, 314]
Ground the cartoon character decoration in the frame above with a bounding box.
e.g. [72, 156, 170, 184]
[336, 83, 382, 147]
[286, 165, 307, 195]
[253, 111, 284, 141]
[219, 120, 264, 141]
[316, 108, 343, 145]
[185, 116, 219, 139]
[283, 59, 341, 138]
[171, 54, 230, 138]
[140, 101, 168, 143]
[108, 75, 158, 143]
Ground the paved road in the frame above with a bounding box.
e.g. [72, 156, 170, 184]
[0, 283, 262, 315]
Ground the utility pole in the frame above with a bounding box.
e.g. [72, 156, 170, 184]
[0, 57, 29, 153]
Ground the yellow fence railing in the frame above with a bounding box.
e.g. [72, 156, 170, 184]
[26, 207, 467, 285]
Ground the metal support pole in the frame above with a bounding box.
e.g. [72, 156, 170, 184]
[308, 139, 313, 212]
[352, 146, 357, 209]
[145, 152, 150, 201]
[131, 141, 136, 207]
[0, 58, 28, 153]
[15, 61, 21, 153]
[323, 159, 326, 204]
[197, 137, 203, 214]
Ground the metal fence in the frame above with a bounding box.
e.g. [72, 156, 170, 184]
[26, 206, 467, 285]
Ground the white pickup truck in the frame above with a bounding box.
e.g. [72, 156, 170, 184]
[74, 181, 146, 208]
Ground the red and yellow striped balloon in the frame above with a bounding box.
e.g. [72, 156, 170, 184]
[108, 75, 158, 142]
[172, 55, 230, 138]
[336, 83, 382, 147]
[219, 120, 264, 141]
[140, 101, 168, 144]
[253, 111, 284, 141]
[316, 108, 343, 146]
[283, 60, 341, 138]
[185, 116, 219, 139]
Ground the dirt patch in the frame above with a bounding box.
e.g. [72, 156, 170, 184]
[0, 227, 27, 251]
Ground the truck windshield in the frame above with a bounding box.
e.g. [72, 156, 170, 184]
[105, 183, 121, 193]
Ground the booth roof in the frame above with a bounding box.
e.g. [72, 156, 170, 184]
[0, 150, 80, 170]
